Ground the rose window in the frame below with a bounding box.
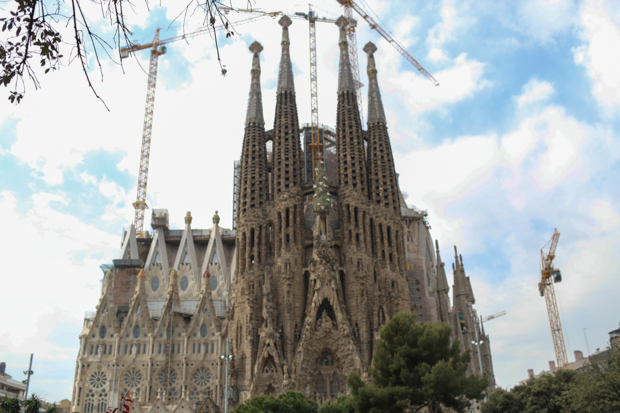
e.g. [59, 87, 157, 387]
[193, 368, 212, 387]
[89, 370, 108, 389]
[158, 369, 178, 387]
[123, 370, 143, 389]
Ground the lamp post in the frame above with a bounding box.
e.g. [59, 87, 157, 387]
[219, 338, 232, 412]
[22, 354, 34, 401]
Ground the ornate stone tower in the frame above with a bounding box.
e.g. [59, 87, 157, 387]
[229, 16, 413, 406]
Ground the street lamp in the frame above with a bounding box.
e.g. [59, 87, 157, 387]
[23, 354, 34, 401]
[219, 338, 233, 412]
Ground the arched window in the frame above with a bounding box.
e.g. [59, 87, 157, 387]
[180, 276, 189, 291]
[133, 325, 140, 339]
[316, 372, 326, 396]
[151, 277, 159, 292]
[210, 275, 218, 291]
[99, 326, 106, 339]
[200, 324, 208, 338]
[84, 368, 108, 413]
[331, 373, 340, 396]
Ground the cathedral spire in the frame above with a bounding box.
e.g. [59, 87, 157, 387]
[336, 16, 356, 93]
[335, 15, 367, 194]
[246, 41, 264, 124]
[363, 42, 386, 123]
[277, 16, 295, 93]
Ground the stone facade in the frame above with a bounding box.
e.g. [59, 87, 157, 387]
[71, 15, 495, 413]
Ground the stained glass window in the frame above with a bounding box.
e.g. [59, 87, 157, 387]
[123, 370, 142, 389]
[99, 326, 106, 339]
[200, 324, 208, 338]
[210, 276, 218, 291]
[151, 277, 159, 292]
[181, 277, 189, 291]
[133, 325, 140, 339]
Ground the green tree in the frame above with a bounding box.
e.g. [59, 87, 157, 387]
[348, 312, 488, 413]
[23, 394, 44, 413]
[233, 391, 318, 413]
[567, 348, 620, 413]
[318, 396, 355, 413]
[525, 369, 577, 413]
[481, 386, 527, 413]
[0, 396, 22, 413]
[44, 404, 59, 413]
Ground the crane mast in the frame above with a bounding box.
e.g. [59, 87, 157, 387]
[539, 229, 569, 370]
[132, 29, 165, 238]
[308, 6, 324, 177]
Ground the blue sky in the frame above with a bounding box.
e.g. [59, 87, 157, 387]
[1, 0, 620, 402]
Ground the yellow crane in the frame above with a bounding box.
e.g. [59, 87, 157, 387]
[539, 228, 569, 369]
[121, 15, 274, 237]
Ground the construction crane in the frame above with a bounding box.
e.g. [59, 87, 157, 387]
[121, 15, 274, 237]
[482, 310, 506, 323]
[538, 229, 569, 369]
[307, 6, 324, 176]
[337, 0, 439, 122]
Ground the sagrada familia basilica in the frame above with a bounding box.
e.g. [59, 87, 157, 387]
[70, 16, 495, 413]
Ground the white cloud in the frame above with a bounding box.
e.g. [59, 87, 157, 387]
[0, 191, 119, 396]
[573, 0, 620, 116]
[590, 200, 620, 231]
[514, 0, 578, 44]
[515, 78, 555, 108]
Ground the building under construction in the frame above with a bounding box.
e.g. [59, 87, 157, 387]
[70, 16, 495, 413]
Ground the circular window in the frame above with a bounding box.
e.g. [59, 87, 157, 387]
[123, 370, 143, 389]
[133, 325, 140, 339]
[193, 368, 212, 387]
[89, 370, 108, 389]
[181, 276, 189, 291]
[158, 369, 177, 387]
[200, 324, 207, 338]
[210, 275, 218, 291]
[151, 277, 159, 292]
[99, 326, 107, 339]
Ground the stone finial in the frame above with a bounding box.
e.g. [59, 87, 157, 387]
[170, 269, 178, 279]
[137, 269, 145, 279]
[249, 40, 263, 55]
[363, 41, 377, 56]
[184, 211, 192, 224]
[213, 210, 220, 224]
[279, 15, 292, 30]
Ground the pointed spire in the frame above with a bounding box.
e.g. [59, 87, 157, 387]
[336, 16, 356, 93]
[363, 42, 386, 123]
[436, 240, 449, 292]
[277, 16, 295, 93]
[246, 41, 264, 124]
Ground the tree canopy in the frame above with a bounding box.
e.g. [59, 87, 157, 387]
[232, 391, 319, 413]
[0, 396, 21, 413]
[347, 312, 488, 413]
[0, 0, 244, 105]
[483, 347, 620, 413]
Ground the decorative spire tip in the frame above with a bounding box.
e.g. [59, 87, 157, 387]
[279, 15, 292, 28]
[249, 41, 263, 55]
[363, 41, 377, 55]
